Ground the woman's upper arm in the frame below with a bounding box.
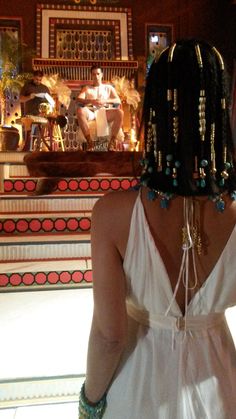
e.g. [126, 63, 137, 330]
[91, 195, 128, 343]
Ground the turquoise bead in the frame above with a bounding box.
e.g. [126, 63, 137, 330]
[231, 191, 236, 201]
[165, 167, 171, 175]
[215, 200, 225, 212]
[201, 159, 208, 167]
[160, 198, 169, 209]
[200, 179, 206, 188]
[148, 190, 156, 200]
[141, 178, 149, 187]
[166, 154, 173, 162]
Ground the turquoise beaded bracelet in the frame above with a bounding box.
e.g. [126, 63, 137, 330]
[79, 382, 107, 418]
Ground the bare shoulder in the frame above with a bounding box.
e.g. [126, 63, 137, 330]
[92, 190, 139, 238]
[93, 190, 138, 218]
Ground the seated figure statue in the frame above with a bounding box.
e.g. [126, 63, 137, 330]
[77, 65, 124, 151]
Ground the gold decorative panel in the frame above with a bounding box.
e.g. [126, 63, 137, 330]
[36, 3, 133, 60]
[56, 29, 114, 60]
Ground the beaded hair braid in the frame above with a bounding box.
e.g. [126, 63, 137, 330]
[212, 46, 232, 187]
[195, 44, 207, 188]
[166, 43, 180, 187]
[140, 40, 236, 209]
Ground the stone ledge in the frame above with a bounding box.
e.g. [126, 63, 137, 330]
[0, 375, 84, 408]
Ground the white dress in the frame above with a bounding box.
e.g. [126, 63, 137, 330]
[103, 193, 236, 419]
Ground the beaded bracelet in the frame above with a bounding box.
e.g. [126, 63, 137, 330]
[79, 382, 107, 419]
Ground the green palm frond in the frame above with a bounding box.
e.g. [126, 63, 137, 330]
[0, 32, 35, 70]
[0, 72, 31, 98]
[0, 32, 34, 124]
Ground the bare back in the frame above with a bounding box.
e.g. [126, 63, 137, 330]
[103, 187, 236, 314]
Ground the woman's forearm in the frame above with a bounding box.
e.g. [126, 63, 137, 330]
[85, 321, 126, 403]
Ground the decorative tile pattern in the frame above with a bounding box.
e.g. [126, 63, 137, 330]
[0, 155, 139, 292]
[36, 3, 133, 60]
[0, 269, 92, 290]
[49, 18, 121, 60]
[0, 215, 91, 235]
[3, 177, 139, 194]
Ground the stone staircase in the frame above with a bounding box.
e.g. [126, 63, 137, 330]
[0, 152, 139, 407]
[0, 152, 139, 293]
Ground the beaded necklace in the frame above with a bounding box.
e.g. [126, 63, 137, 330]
[143, 184, 236, 212]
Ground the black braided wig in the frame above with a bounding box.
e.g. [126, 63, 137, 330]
[141, 39, 236, 197]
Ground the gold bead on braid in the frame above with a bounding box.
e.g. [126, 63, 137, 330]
[212, 46, 224, 70]
[157, 150, 162, 172]
[212, 46, 231, 187]
[212, 47, 226, 112]
[195, 44, 206, 143]
[146, 108, 154, 153]
[210, 123, 217, 176]
[167, 43, 176, 102]
[173, 89, 178, 143]
[168, 43, 177, 62]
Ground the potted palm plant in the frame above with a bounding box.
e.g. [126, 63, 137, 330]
[0, 31, 32, 150]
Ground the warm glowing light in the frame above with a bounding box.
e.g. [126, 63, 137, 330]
[74, 0, 97, 3]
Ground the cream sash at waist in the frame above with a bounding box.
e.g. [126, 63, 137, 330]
[126, 300, 225, 332]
